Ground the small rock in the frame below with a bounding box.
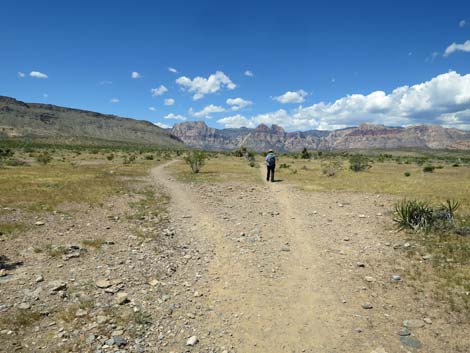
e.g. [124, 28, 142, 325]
[403, 319, 425, 328]
[35, 221, 45, 226]
[398, 328, 411, 336]
[392, 275, 401, 281]
[18, 303, 31, 310]
[86, 334, 96, 345]
[115, 292, 129, 305]
[113, 335, 127, 347]
[95, 279, 112, 288]
[96, 315, 108, 324]
[75, 309, 88, 317]
[148, 279, 159, 286]
[193, 291, 203, 297]
[280, 245, 290, 252]
[370, 347, 388, 353]
[186, 336, 199, 346]
[356, 262, 365, 268]
[365, 276, 376, 282]
[0, 269, 7, 277]
[362, 302, 373, 309]
[35, 275, 44, 283]
[400, 336, 422, 348]
[423, 317, 432, 324]
[49, 280, 67, 292]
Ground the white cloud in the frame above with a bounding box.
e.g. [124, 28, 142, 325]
[274, 89, 308, 104]
[18, 72, 25, 78]
[217, 114, 254, 128]
[164, 113, 186, 121]
[164, 98, 175, 106]
[154, 122, 171, 129]
[99, 80, 113, 85]
[151, 85, 168, 96]
[148, 107, 156, 111]
[30, 71, 48, 79]
[131, 71, 142, 79]
[444, 40, 470, 56]
[459, 20, 466, 28]
[189, 104, 225, 118]
[168, 67, 178, 73]
[224, 71, 470, 131]
[110, 98, 120, 103]
[176, 71, 236, 100]
[226, 97, 253, 111]
[244, 70, 253, 77]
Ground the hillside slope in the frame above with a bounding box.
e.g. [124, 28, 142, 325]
[0, 96, 183, 147]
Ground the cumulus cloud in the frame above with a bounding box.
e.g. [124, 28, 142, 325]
[148, 107, 156, 111]
[110, 98, 120, 103]
[30, 71, 48, 79]
[444, 40, 470, 56]
[168, 67, 178, 73]
[151, 85, 168, 96]
[164, 98, 175, 106]
[226, 97, 253, 111]
[459, 20, 467, 28]
[189, 104, 225, 118]
[164, 113, 186, 121]
[217, 114, 254, 128]
[244, 70, 253, 77]
[131, 71, 142, 79]
[17, 72, 25, 78]
[274, 89, 308, 104]
[154, 122, 171, 129]
[217, 71, 470, 131]
[176, 71, 236, 100]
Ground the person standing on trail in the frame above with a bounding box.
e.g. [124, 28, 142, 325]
[265, 149, 276, 182]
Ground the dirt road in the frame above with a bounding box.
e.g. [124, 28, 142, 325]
[151, 161, 468, 353]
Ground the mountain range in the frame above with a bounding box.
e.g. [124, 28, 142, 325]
[1, 95, 469, 151]
[171, 121, 470, 151]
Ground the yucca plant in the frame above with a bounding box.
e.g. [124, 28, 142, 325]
[394, 199, 434, 231]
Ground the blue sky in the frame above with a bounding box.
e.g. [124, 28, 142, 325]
[1, 0, 470, 130]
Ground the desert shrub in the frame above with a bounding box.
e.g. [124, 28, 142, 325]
[300, 148, 311, 159]
[279, 163, 290, 169]
[106, 153, 114, 161]
[36, 151, 52, 165]
[348, 155, 371, 172]
[404, 171, 411, 177]
[4, 159, 27, 166]
[452, 163, 460, 167]
[184, 150, 206, 173]
[248, 160, 256, 167]
[321, 158, 342, 177]
[123, 154, 137, 164]
[233, 147, 247, 157]
[394, 199, 460, 232]
[423, 164, 435, 173]
[145, 154, 154, 160]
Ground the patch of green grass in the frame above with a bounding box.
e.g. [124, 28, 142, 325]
[0, 222, 28, 236]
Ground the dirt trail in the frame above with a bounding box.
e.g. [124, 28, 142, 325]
[151, 161, 468, 353]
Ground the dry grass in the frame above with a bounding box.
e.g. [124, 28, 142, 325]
[274, 158, 470, 213]
[0, 222, 28, 236]
[168, 156, 261, 184]
[0, 152, 160, 212]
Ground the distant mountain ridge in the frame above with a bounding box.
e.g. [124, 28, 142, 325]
[0, 96, 184, 147]
[171, 121, 470, 151]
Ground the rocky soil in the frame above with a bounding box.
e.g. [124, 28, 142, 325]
[1, 161, 469, 352]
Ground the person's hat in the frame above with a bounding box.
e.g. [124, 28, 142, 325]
[268, 149, 273, 152]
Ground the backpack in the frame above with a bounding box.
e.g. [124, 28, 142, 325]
[266, 153, 276, 167]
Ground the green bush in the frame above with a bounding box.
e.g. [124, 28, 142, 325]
[106, 153, 114, 161]
[348, 155, 371, 172]
[423, 164, 435, 173]
[145, 154, 154, 160]
[36, 151, 52, 165]
[300, 147, 311, 159]
[404, 171, 411, 177]
[184, 150, 206, 173]
[279, 163, 290, 169]
[321, 158, 342, 177]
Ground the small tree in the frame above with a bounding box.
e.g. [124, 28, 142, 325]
[300, 147, 311, 159]
[0, 148, 14, 167]
[349, 155, 371, 172]
[184, 150, 206, 173]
